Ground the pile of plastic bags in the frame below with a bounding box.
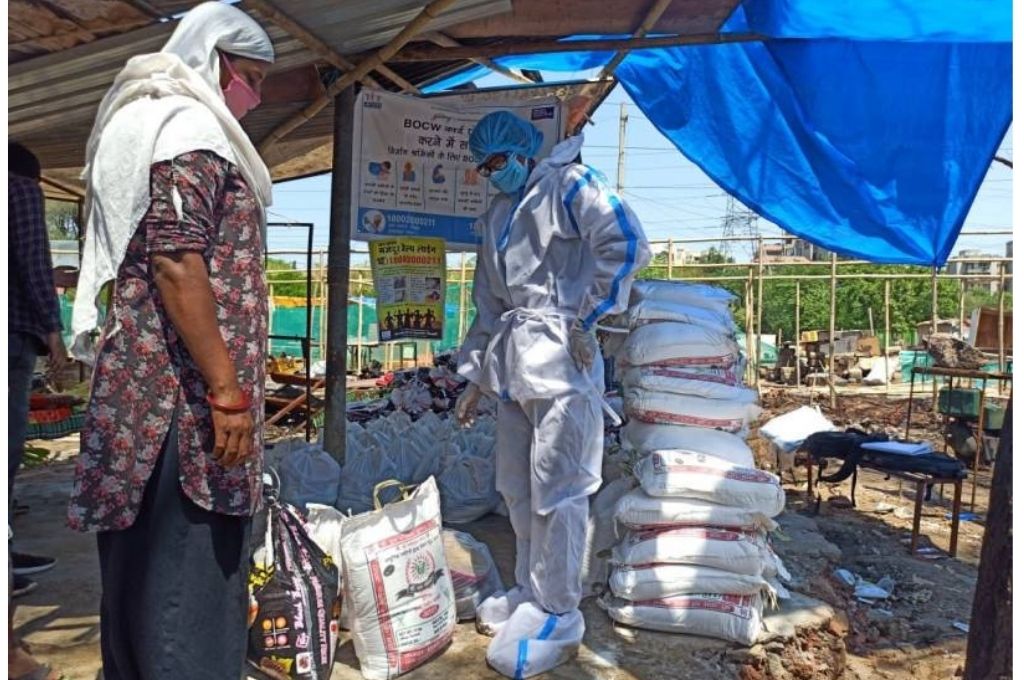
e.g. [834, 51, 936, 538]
[596, 280, 788, 646]
[270, 410, 502, 526]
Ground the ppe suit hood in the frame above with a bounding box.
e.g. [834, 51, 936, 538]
[527, 135, 585, 189]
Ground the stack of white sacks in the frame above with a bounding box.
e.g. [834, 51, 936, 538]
[598, 280, 789, 646]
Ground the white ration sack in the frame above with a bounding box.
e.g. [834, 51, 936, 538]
[621, 366, 755, 402]
[758, 405, 836, 453]
[442, 529, 503, 621]
[630, 280, 737, 311]
[624, 388, 761, 433]
[635, 451, 785, 517]
[305, 504, 347, 591]
[620, 322, 740, 368]
[602, 593, 764, 645]
[611, 298, 737, 335]
[340, 478, 455, 680]
[615, 489, 777, 533]
[580, 477, 637, 598]
[278, 444, 342, 510]
[620, 421, 755, 467]
[612, 527, 766, 576]
[609, 563, 770, 601]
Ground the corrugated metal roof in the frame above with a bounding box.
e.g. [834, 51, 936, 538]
[9, 0, 739, 183]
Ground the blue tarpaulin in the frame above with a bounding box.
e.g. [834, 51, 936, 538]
[423, 1, 1012, 266]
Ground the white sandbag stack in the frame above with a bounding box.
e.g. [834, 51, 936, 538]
[601, 281, 786, 646]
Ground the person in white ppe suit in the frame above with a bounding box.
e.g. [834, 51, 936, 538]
[455, 111, 651, 678]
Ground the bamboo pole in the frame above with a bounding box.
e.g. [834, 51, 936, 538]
[246, 0, 417, 93]
[259, 0, 459, 154]
[392, 31, 765, 61]
[596, 0, 676, 79]
[795, 281, 802, 388]
[829, 253, 838, 409]
[884, 279, 891, 396]
[319, 254, 327, 360]
[667, 238, 674, 279]
[424, 32, 534, 84]
[868, 307, 875, 336]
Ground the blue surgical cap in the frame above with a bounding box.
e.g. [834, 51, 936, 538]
[469, 111, 544, 164]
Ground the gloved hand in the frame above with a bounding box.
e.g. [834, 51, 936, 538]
[454, 383, 482, 427]
[569, 319, 599, 372]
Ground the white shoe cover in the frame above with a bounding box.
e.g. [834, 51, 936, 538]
[485, 603, 584, 679]
[476, 585, 533, 637]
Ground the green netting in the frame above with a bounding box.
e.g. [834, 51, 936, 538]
[268, 282, 477, 362]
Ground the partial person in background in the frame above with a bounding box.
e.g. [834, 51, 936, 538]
[8, 142, 66, 597]
[8, 142, 66, 680]
[454, 111, 651, 678]
[66, 3, 274, 677]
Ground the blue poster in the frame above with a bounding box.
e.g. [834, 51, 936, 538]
[351, 88, 566, 249]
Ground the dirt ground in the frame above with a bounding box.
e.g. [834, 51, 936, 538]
[12, 391, 990, 679]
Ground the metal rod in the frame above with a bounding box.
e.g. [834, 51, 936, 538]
[424, 31, 534, 84]
[755, 238, 765, 397]
[931, 267, 939, 412]
[616, 101, 628, 193]
[245, 0, 400, 92]
[998, 262, 1006, 384]
[597, 0, 676, 79]
[305, 221, 314, 442]
[667, 238, 674, 280]
[322, 86, 356, 463]
[259, 0, 459, 153]
[392, 31, 766, 62]
[829, 253, 837, 409]
[795, 281, 801, 389]
[884, 279, 891, 396]
[459, 253, 468, 341]
[745, 268, 755, 386]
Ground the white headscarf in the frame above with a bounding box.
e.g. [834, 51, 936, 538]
[71, 1, 275, 362]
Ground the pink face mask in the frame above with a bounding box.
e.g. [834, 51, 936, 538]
[221, 54, 261, 119]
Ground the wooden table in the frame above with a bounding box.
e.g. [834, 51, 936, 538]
[806, 457, 964, 558]
[906, 365, 1010, 510]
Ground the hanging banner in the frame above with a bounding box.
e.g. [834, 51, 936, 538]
[369, 237, 447, 341]
[351, 84, 588, 248]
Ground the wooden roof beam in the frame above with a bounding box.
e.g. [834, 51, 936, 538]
[391, 31, 763, 61]
[245, 0, 421, 94]
[258, 0, 459, 155]
[423, 31, 535, 85]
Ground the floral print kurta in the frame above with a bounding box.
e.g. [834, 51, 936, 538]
[69, 150, 267, 532]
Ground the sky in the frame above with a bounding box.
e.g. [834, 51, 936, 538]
[265, 71, 1013, 268]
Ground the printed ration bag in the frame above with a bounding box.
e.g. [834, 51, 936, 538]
[248, 502, 342, 680]
[608, 563, 770, 601]
[619, 322, 740, 368]
[634, 451, 786, 517]
[601, 593, 764, 645]
[615, 489, 778, 533]
[619, 421, 755, 468]
[624, 389, 761, 433]
[340, 478, 455, 680]
[611, 526, 767, 577]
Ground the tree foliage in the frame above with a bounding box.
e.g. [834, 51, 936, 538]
[45, 200, 80, 241]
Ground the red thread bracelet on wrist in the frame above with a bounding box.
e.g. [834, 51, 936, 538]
[206, 392, 252, 413]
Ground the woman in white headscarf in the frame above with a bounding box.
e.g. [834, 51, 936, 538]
[66, 3, 274, 676]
